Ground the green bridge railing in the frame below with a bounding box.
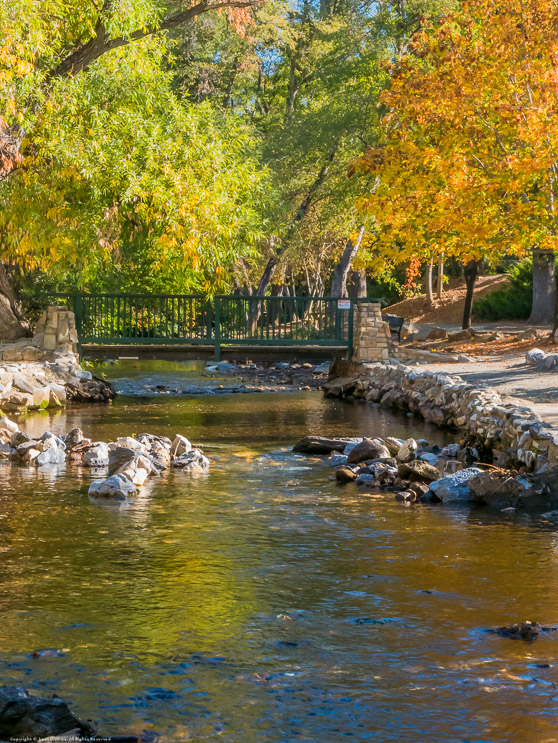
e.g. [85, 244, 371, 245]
[53, 294, 385, 360]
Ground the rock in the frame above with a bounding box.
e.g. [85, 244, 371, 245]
[397, 460, 440, 484]
[490, 622, 542, 640]
[448, 328, 475, 342]
[113, 452, 156, 486]
[0, 415, 18, 435]
[323, 376, 358, 398]
[40, 432, 66, 451]
[347, 438, 391, 464]
[543, 354, 558, 370]
[418, 452, 439, 466]
[374, 464, 398, 484]
[458, 354, 476, 363]
[11, 431, 30, 447]
[293, 436, 359, 454]
[35, 447, 66, 466]
[170, 434, 192, 458]
[65, 427, 84, 449]
[275, 362, 290, 370]
[216, 361, 236, 372]
[21, 447, 41, 464]
[115, 436, 147, 452]
[408, 481, 430, 497]
[397, 438, 418, 463]
[16, 440, 40, 457]
[441, 443, 461, 458]
[335, 466, 358, 483]
[313, 362, 330, 374]
[81, 442, 109, 466]
[355, 473, 379, 486]
[65, 377, 116, 403]
[0, 686, 95, 740]
[385, 437, 404, 456]
[395, 490, 416, 502]
[426, 326, 448, 341]
[457, 447, 480, 466]
[88, 474, 137, 500]
[526, 348, 546, 365]
[428, 467, 484, 503]
[468, 471, 551, 510]
[172, 449, 210, 472]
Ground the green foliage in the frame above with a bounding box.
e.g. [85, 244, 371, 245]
[473, 262, 534, 321]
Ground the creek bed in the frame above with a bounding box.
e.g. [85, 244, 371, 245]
[1, 365, 558, 741]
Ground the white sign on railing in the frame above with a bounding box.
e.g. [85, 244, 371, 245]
[337, 299, 351, 310]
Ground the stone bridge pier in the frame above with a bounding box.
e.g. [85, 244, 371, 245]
[352, 302, 393, 363]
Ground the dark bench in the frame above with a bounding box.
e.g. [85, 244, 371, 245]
[383, 314, 404, 342]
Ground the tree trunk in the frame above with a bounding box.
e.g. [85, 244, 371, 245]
[424, 258, 434, 306]
[436, 254, 444, 299]
[347, 269, 367, 298]
[462, 259, 481, 330]
[529, 248, 556, 325]
[0, 264, 28, 341]
[330, 225, 365, 298]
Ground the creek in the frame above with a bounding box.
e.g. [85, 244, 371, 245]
[1, 362, 558, 742]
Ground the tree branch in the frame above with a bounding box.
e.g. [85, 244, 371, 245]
[50, 0, 257, 78]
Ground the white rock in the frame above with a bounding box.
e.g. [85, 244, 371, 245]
[35, 447, 66, 466]
[0, 415, 18, 435]
[171, 434, 192, 458]
[116, 436, 147, 452]
[397, 438, 418, 463]
[525, 348, 546, 365]
[88, 474, 137, 500]
[40, 432, 66, 451]
[82, 442, 110, 465]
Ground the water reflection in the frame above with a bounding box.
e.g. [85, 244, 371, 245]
[1, 381, 558, 741]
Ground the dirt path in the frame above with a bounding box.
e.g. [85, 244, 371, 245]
[426, 357, 558, 427]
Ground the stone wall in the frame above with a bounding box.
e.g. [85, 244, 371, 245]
[325, 362, 558, 472]
[352, 302, 394, 363]
[0, 306, 78, 363]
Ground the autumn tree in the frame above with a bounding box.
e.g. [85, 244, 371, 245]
[356, 0, 558, 327]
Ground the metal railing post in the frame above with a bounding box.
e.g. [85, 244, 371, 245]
[214, 296, 221, 361]
[348, 299, 355, 360]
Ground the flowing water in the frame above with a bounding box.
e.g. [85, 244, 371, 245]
[1, 363, 558, 742]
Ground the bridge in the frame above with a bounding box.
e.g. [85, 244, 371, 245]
[55, 294, 385, 362]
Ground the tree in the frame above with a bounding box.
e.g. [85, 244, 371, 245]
[0, 0, 259, 338]
[355, 0, 558, 328]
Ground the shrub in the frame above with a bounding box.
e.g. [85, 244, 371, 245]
[473, 261, 533, 321]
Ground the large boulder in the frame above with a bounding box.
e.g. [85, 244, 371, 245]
[35, 447, 66, 466]
[428, 467, 484, 503]
[0, 686, 95, 740]
[347, 438, 391, 464]
[293, 436, 360, 454]
[88, 474, 138, 500]
[81, 442, 109, 466]
[468, 471, 552, 510]
[113, 452, 156, 486]
[398, 460, 440, 484]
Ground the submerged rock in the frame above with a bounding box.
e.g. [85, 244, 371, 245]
[88, 474, 138, 500]
[490, 621, 544, 640]
[0, 685, 95, 740]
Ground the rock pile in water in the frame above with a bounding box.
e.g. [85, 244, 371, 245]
[0, 414, 209, 500]
[293, 434, 558, 511]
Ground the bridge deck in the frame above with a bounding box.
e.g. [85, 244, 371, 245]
[81, 344, 349, 363]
